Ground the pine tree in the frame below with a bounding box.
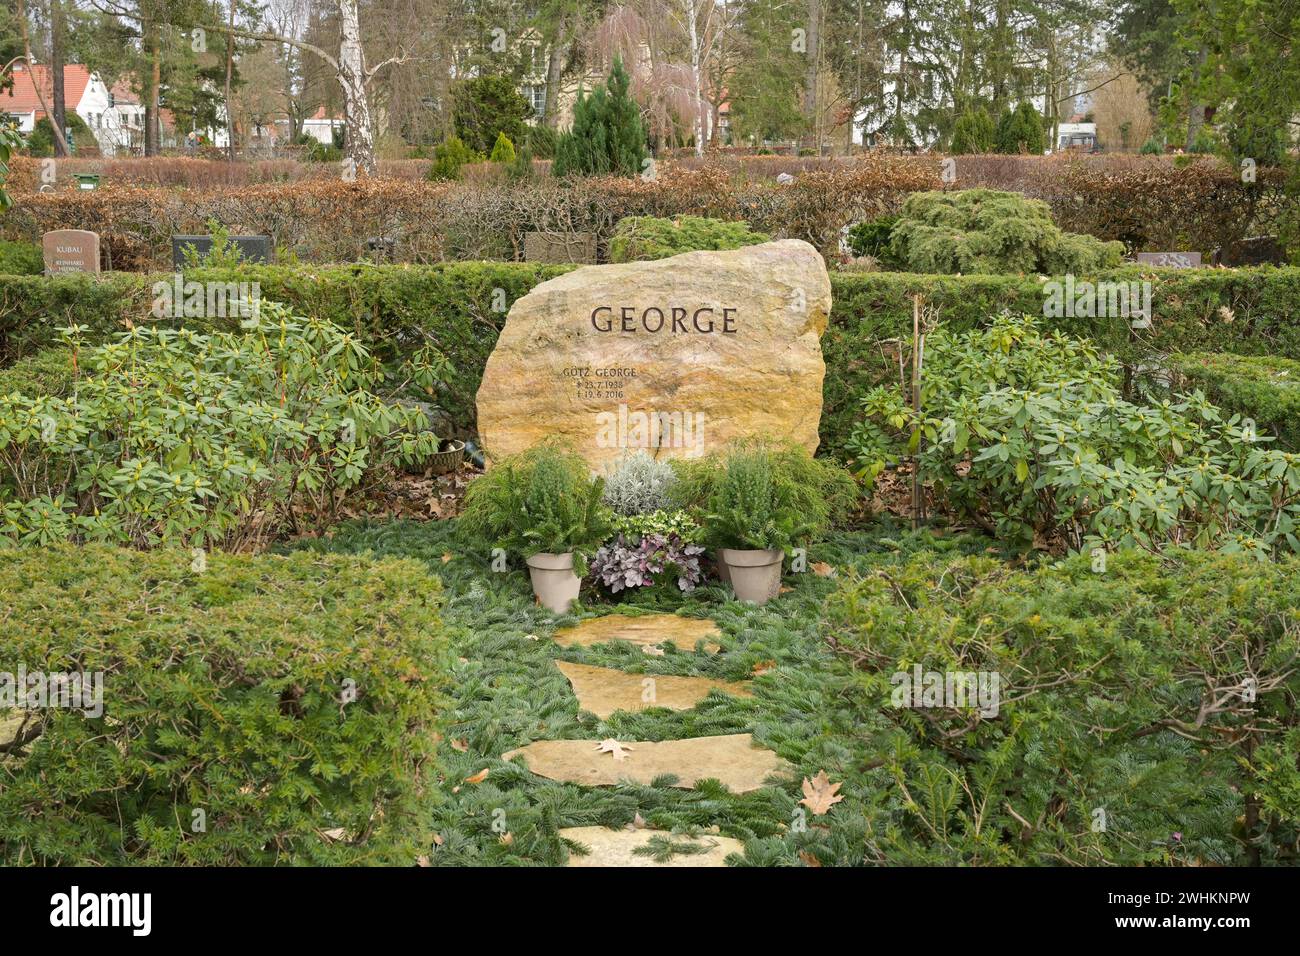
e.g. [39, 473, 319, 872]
[553, 58, 647, 178]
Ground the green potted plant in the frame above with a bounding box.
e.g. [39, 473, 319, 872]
[459, 442, 612, 612]
[673, 442, 857, 605]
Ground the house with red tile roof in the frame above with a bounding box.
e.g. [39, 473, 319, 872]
[0, 62, 215, 156]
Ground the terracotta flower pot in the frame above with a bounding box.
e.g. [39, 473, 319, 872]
[717, 548, 784, 605]
[526, 552, 581, 613]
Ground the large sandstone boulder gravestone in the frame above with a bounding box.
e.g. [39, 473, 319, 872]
[476, 240, 830, 470]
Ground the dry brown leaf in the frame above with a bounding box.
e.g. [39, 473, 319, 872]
[464, 768, 490, 785]
[799, 770, 844, 815]
[449, 738, 469, 752]
[811, 562, 836, 577]
[752, 659, 777, 676]
[441, 552, 453, 564]
[594, 738, 634, 761]
[799, 850, 823, 867]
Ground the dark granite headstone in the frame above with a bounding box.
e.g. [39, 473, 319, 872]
[1136, 251, 1202, 268]
[172, 234, 272, 268]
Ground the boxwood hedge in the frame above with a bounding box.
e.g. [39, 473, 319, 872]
[2, 263, 1298, 456]
[0, 544, 450, 865]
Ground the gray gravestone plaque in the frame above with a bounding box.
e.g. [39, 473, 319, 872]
[1136, 251, 1202, 268]
[523, 232, 597, 265]
[172, 234, 272, 268]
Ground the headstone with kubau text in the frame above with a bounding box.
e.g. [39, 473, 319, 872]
[42, 229, 101, 275]
[476, 240, 830, 471]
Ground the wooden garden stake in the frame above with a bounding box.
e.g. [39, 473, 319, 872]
[910, 294, 926, 529]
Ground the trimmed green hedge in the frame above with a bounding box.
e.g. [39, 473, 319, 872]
[0, 544, 450, 865]
[1169, 352, 1300, 450]
[0, 347, 74, 397]
[3, 263, 1299, 456]
[0, 240, 42, 276]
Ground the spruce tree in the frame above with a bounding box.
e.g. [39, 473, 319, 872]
[553, 58, 647, 178]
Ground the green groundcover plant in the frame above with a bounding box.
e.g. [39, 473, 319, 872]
[0, 303, 438, 550]
[849, 314, 1300, 557]
[671, 441, 858, 552]
[608, 216, 770, 263]
[887, 188, 1126, 274]
[0, 544, 450, 865]
[458, 441, 612, 575]
[290, 517, 1298, 866]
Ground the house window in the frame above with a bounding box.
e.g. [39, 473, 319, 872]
[523, 84, 546, 120]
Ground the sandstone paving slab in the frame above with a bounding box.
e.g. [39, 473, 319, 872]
[553, 614, 722, 654]
[555, 660, 750, 718]
[559, 826, 744, 867]
[502, 733, 789, 793]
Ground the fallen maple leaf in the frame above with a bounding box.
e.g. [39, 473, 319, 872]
[799, 770, 844, 815]
[594, 738, 634, 761]
[799, 850, 823, 867]
[811, 562, 836, 577]
[449, 738, 469, 752]
[752, 659, 777, 676]
[464, 768, 490, 784]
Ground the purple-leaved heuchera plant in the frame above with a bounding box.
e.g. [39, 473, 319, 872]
[590, 533, 705, 593]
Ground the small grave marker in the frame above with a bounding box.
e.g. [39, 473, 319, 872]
[523, 231, 597, 265]
[42, 229, 101, 275]
[1136, 251, 1202, 268]
[172, 234, 272, 268]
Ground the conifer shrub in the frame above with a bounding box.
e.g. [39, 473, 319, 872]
[489, 132, 516, 165]
[552, 58, 647, 178]
[0, 347, 73, 397]
[0, 544, 449, 865]
[826, 546, 1300, 865]
[950, 107, 995, 154]
[888, 188, 1125, 274]
[1169, 352, 1300, 450]
[427, 137, 481, 181]
[608, 215, 769, 262]
[671, 441, 858, 551]
[458, 442, 612, 575]
[0, 239, 41, 275]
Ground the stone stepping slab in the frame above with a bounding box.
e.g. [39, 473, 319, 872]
[502, 733, 788, 794]
[555, 660, 751, 719]
[559, 826, 744, 867]
[553, 614, 722, 654]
